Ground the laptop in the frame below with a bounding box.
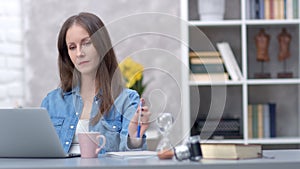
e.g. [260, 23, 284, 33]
[0, 108, 80, 158]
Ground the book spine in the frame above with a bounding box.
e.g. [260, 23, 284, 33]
[257, 104, 264, 138]
[284, 0, 287, 19]
[259, 0, 265, 19]
[189, 51, 221, 57]
[269, 103, 276, 137]
[255, 0, 260, 19]
[286, 0, 294, 19]
[293, 0, 298, 18]
[246, 0, 251, 19]
[265, 0, 271, 19]
[189, 73, 229, 81]
[252, 104, 258, 138]
[189, 57, 223, 64]
[251, 0, 257, 19]
[270, 0, 274, 19]
[273, 0, 279, 19]
[280, 0, 285, 19]
[274, 0, 284, 19]
[248, 105, 253, 138]
[263, 103, 270, 138]
[190, 64, 225, 73]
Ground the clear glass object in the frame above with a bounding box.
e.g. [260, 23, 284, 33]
[156, 112, 174, 159]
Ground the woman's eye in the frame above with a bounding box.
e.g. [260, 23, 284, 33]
[82, 41, 92, 47]
[69, 46, 76, 50]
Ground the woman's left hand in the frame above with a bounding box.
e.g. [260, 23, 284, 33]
[128, 98, 151, 139]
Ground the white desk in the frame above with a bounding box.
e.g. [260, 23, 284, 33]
[0, 150, 299, 169]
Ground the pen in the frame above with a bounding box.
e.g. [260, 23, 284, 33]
[136, 100, 143, 138]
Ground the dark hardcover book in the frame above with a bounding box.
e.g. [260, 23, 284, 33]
[255, 0, 260, 19]
[269, 103, 276, 138]
[190, 64, 226, 74]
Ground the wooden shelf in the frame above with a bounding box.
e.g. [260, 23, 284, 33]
[189, 20, 242, 26]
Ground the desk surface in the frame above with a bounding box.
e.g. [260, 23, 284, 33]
[0, 150, 300, 169]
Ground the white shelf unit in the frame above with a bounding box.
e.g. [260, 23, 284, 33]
[181, 0, 300, 147]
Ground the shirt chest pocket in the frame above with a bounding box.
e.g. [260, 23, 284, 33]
[51, 117, 65, 136]
[101, 120, 122, 133]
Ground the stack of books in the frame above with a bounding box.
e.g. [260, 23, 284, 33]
[189, 51, 229, 82]
[247, 103, 276, 138]
[248, 0, 298, 20]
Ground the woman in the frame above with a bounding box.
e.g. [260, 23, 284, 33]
[41, 12, 151, 155]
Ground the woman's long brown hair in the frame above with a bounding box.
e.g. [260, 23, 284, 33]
[57, 12, 123, 125]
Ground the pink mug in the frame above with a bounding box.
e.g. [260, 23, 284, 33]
[78, 132, 106, 158]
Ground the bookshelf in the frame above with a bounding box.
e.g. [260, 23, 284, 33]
[181, 0, 300, 147]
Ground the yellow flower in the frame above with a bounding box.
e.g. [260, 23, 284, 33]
[119, 57, 146, 96]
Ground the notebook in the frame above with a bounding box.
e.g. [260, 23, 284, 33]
[105, 151, 157, 159]
[0, 108, 80, 158]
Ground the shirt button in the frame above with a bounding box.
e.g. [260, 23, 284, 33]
[65, 142, 70, 145]
[75, 112, 79, 116]
[70, 125, 74, 129]
[113, 126, 116, 129]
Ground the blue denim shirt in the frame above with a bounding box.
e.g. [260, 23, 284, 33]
[41, 87, 147, 154]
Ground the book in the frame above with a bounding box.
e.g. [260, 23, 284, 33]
[279, 0, 284, 19]
[248, 103, 277, 138]
[105, 151, 157, 159]
[246, 0, 251, 19]
[255, 0, 260, 19]
[201, 143, 262, 160]
[269, 103, 276, 137]
[264, 0, 271, 19]
[274, 0, 282, 19]
[286, 0, 294, 19]
[189, 51, 221, 58]
[259, 0, 265, 19]
[189, 73, 229, 82]
[190, 57, 224, 65]
[248, 105, 253, 138]
[257, 104, 264, 138]
[190, 64, 226, 74]
[216, 42, 243, 81]
[263, 104, 270, 138]
[293, 0, 298, 19]
[250, 0, 257, 19]
[270, 0, 275, 19]
[252, 104, 258, 138]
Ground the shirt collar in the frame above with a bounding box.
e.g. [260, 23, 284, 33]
[62, 85, 103, 98]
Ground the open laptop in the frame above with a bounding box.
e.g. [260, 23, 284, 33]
[0, 108, 80, 158]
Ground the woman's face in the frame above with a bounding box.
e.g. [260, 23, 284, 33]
[66, 24, 100, 76]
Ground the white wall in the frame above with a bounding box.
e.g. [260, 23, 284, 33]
[0, 0, 24, 107]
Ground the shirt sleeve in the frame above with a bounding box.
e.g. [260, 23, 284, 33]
[118, 89, 147, 151]
[40, 94, 49, 110]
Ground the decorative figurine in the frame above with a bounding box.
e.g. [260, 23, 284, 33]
[277, 28, 293, 78]
[254, 28, 271, 78]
